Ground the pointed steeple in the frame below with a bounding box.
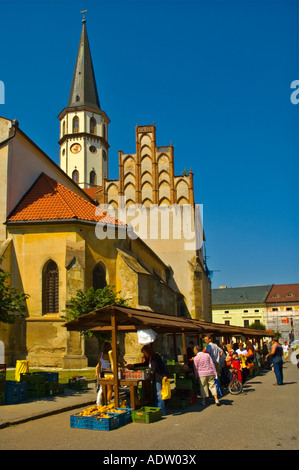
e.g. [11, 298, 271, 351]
[68, 16, 101, 110]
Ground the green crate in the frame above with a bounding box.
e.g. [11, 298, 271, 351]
[68, 378, 88, 391]
[175, 378, 193, 390]
[131, 406, 162, 424]
[168, 395, 194, 409]
[21, 373, 46, 384]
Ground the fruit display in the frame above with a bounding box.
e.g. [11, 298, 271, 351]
[78, 400, 128, 418]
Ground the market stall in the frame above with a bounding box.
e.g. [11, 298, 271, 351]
[64, 305, 203, 408]
[64, 305, 272, 409]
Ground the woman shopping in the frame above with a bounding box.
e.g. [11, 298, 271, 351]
[95, 341, 113, 404]
[265, 337, 284, 386]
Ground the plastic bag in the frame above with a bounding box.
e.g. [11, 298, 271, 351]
[161, 377, 171, 400]
[137, 329, 157, 345]
[215, 377, 223, 398]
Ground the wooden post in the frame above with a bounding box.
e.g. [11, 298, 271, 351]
[173, 334, 178, 362]
[111, 310, 120, 407]
[182, 333, 186, 362]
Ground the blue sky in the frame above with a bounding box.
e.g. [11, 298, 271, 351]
[1, 0, 298, 288]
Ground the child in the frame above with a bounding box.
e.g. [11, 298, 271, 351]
[230, 352, 243, 383]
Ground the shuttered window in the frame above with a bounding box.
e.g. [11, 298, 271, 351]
[43, 261, 59, 314]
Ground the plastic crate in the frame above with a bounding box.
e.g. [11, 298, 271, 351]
[21, 373, 46, 384]
[70, 413, 94, 430]
[68, 378, 88, 390]
[175, 378, 193, 390]
[167, 396, 191, 409]
[131, 406, 162, 424]
[5, 381, 28, 404]
[92, 414, 120, 431]
[34, 372, 59, 382]
[111, 408, 133, 426]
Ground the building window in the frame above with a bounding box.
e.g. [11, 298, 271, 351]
[102, 123, 106, 139]
[254, 319, 260, 326]
[244, 320, 249, 327]
[272, 308, 278, 311]
[243, 310, 248, 313]
[72, 169, 79, 184]
[90, 117, 97, 134]
[43, 260, 59, 314]
[103, 149, 107, 161]
[225, 320, 230, 326]
[93, 263, 107, 290]
[254, 309, 259, 312]
[90, 170, 97, 186]
[286, 307, 293, 311]
[73, 116, 79, 133]
[224, 310, 229, 314]
[62, 121, 65, 136]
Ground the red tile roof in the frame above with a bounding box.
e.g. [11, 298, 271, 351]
[82, 187, 102, 200]
[7, 173, 124, 226]
[266, 284, 299, 303]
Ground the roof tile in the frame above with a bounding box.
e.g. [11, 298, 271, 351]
[7, 173, 124, 226]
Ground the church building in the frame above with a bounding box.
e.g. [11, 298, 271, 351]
[0, 15, 212, 367]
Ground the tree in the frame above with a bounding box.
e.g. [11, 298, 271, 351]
[63, 285, 128, 339]
[0, 257, 29, 324]
[248, 321, 266, 330]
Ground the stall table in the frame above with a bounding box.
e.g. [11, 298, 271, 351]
[98, 378, 151, 410]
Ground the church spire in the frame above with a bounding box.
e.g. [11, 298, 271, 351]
[68, 13, 101, 110]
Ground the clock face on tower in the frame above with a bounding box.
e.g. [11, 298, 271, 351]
[70, 143, 82, 154]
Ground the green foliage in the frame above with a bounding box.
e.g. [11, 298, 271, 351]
[63, 285, 129, 338]
[249, 321, 266, 330]
[0, 257, 29, 324]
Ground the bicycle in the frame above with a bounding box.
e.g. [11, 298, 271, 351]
[228, 368, 243, 395]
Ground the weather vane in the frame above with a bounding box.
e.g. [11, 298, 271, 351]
[81, 9, 87, 23]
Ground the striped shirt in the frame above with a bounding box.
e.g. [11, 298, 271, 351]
[193, 352, 217, 378]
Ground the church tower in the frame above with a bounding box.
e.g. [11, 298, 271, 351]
[58, 12, 110, 188]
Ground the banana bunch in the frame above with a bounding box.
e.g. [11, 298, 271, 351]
[79, 399, 128, 418]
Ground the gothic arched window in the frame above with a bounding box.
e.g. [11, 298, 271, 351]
[72, 169, 79, 183]
[73, 116, 79, 133]
[90, 117, 97, 134]
[92, 263, 107, 290]
[90, 170, 97, 186]
[42, 260, 59, 314]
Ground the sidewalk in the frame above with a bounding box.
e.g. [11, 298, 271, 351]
[0, 381, 97, 429]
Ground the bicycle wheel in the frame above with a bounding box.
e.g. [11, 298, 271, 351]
[228, 378, 243, 395]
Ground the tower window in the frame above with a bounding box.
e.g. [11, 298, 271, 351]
[43, 260, 59, 314]
[76, 95, 80, 102]
[90, 117, 97, 134]
[103, 150, 107, 161]
[73, 116, 79, 133]
[90, 170, 97, 186]
[72, 169, 79, 183]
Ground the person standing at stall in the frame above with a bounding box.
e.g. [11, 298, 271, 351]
[127, 344, 168, 415]
[204, 335, 223, 377]
[193, 345, 220, 406]
[265, 337, 284, 386]
[95, 341, 113, 403]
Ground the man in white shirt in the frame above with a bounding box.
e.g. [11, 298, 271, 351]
[204, 335, 223, 376]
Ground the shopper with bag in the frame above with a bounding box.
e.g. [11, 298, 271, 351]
[193, 344, 220, 406]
